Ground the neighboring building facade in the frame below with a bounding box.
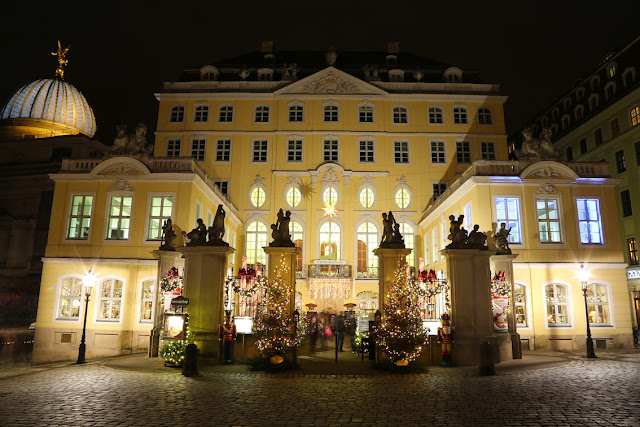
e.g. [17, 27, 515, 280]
[513, 35, 640, 332]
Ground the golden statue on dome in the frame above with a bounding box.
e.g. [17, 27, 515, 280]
[51, 41, 70, 80]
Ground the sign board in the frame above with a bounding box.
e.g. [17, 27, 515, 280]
[627, 269, 640, 279]
[162, 314, 187, 340]
[422, 320, 440, 336]
[313, 259, 347, 265]
[171, 296, 190, 306]
[235, 316, 253, 334]
[492, 294, 509, 332]
[358, 318, 370, 332]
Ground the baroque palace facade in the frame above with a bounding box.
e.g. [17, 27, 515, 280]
[13, 42, 633, 363]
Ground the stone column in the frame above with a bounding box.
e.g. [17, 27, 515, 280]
[263, 247, 300, 315]
[491, 254, 521, 359]
[373, 248, 412, 311]
[178, 246, 235, 358]
[442, 248, 495, 366]
[150, 250, 182, 357]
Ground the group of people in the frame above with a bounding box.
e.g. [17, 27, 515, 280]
[307, 312, 357, 353]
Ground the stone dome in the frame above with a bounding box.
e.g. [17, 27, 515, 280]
[1, 78, 96, 137]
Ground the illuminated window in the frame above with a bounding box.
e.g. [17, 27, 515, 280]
[359, 140, 374, 163]
[97, 278, 124, 321]
[255, 106, 270, 123]
[148, 196, 173, 240]
[545, 283, 570, 326]
[170, 106, 184, 122]
[106, 195, 132, 240]
[67, 195, 93, 239]
[394, 141, 409, 163]
[628, 237, 639, 266]
[250, 187, 266, 208]
[481, 142, 495, 160]
[291, 221, 304, 273]
[246, 221, 267, 265]
[456, 141, 470, 163]
[398, 222, 414, 268]
[57, 277, 83, 319]
[322, 186, 338, 206]
[536, 198, 562, 243]
[194, 105, 209, 122]
[584, 283, 611, 325]
[216, 139, 231, 162]
[289, 104, 304, 122]
[453, 107, 468, 124]
[428, 107, 443, 124]
[431, 141, 446, 163]
[395, 188, 411, 209]
[478, 108, 492, 125]
[357, 222, 378, 278]
[252, 140, 268, 162]
[324, 105, 339, 122]
[286, 187, 302, 209]
[359, 105, 374, 123]
[359, 187, 375, 209]
[393, 107, 408, 124]
[323, 139, 339, 162]
[495, 197, 522, 244]
[630, 106, 640, 126]
[140, 280, 155, 323]
[514, 284, 528, 327]
[219, 105, 233, 122]
[576, 199, 603, 244]
[287, 139, 303, 162]
[608, 64, 616, 77]
[320, 221, 341, 260]
[357, 291, 379, 320]
[166, 139, 181, 157]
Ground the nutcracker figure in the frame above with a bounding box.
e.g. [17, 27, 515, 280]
[437, 313, 455, 367]
[218, 310, 237, 364]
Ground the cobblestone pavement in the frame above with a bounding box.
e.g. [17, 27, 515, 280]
[0, 352, 638, 426]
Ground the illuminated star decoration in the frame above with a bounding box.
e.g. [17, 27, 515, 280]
[322, 202, 337, 218]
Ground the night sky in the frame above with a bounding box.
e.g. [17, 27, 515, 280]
[2, 2, 639, 144]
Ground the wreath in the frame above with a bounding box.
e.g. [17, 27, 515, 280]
[227, 276, 267, 298]
[161, 267, 183, 293]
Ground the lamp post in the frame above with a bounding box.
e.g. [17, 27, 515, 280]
[77, 269, 97, 364]
[577, 264, 596, 358]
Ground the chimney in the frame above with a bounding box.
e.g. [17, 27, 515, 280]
[261, 41, 274, 53]
[387, 41, 400, 54]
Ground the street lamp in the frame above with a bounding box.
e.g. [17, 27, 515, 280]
[577, 264, 596, 358]
[77, 268, 97, 364]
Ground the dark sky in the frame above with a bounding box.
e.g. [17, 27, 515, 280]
[2, 2, 639, 144]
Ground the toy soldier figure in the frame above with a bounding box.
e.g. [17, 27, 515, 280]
[218, 311, 237, 364]
[437, 313, 455, 367]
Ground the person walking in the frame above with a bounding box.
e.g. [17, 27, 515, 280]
[346, 316, 357, 353]
[336, 313, 346, 352]
[318, 317, 327, 350]
[309, 316, 318, 352]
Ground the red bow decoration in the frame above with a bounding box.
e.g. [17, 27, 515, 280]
[238, 268, 247, 277]
[167, 267, 179, 279]
[428, 269, 437, 283]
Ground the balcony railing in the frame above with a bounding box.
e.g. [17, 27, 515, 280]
[356, 266, 378, 279]
[307, 264, 352, 279]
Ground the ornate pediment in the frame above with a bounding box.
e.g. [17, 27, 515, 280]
[520, 161, 579, 181]
[90, 157, 151, 176]
[534, 184, 559, 194]
[275, 67, 387, 96]
[108, 179, 135, 192]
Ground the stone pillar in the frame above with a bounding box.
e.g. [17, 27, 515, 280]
[373, 248, 412, 311]
[150, 250, 182, 357]
[263, 247, 300, 315]
[178, 246, 235, 358]
[443, 249, 495, 366]
[491, 254, 521, 359]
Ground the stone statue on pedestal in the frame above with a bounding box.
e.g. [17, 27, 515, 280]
[185, 219, 207, 246]
[110, 123, 153, 156]
[269, 208, 295, 247]
[159, 219, 177, 251]
[467, 225, 487, 249]
[380, 211, 405, 248]
[207, 204, 229, 246]
[494, 223, 512, 254]
[446, 215, 468, 249]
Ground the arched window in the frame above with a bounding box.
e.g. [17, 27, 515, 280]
[286, 186, 302, 209]
[359, 187, 375, 209]
[545, 283, 571, 327]
[358, 103, 374, 123]
[288, 101, 304, 122]
[514, 283, 528, 327]
[397, 222, 414, 268]
[319, 221, 340, 260]
[395, 187, 411, 209]
[139, 279, 155, 323]
[246, 221, 267, 265]
[56, 276, 84, 320]
[356, 222, 378, 278]
[290, 221, 304, 274]
[357, 291, 378, 320]
[322, 186, 338, 206]
[585, 283, 611, 325]
[96, 278, 124, 321]
[249, 186, 266, 208]
[170, 106, 184, 123]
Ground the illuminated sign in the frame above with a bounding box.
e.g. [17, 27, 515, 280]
[162, 314, 187, 340]
[627, 269, 640, 279]
[235, 316, 253, 334]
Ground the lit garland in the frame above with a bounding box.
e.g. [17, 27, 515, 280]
[226, 275, 267, 298]
[159, 326, 194, 366]
[253, 256, 301, 360]
[308, 277, 354, 299]
[374, 262, 430, 364]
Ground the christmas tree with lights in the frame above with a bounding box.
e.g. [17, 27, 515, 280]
[375, 262, 429, 366]
[253, 256, 300, 363]
[159, 327, 194, 366]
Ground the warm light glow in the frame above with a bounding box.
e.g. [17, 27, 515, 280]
[577, 264, 591, 284]
[322, 202, 337, 218]
[83, 268, 97, 289]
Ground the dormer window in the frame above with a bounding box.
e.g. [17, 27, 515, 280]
[443, 67, 463, 83]
[563, 98, 572, 111]
[561, 114, 571, 130]
[551, 107, 559, 120]
[264, 54, 275, 66]
[388, 69, 404, 82]
[608, 63, 617, 78]
[576, 88, 585, 101]
[605, 81, 616, 101]
[589, 94, 599, 111]
[541, 117, 549, 128]
[200, 66, 219, 81]
[386, 55, 397, 67]
[623, 67, 636, 88]
[574, 105, 584, 121]
[258, 68, 273, 81]
[591, 76, 600, 91]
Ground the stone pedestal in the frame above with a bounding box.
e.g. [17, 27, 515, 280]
[443, 249, 495, 366]
[491, 254, 521, 359]
[150, 250, 183, 357]
[178, 246, 235, 358]
[263, 246, 300, 315]
[373, 248, 412, 309]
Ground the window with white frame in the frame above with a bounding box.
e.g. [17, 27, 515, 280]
[394, 141, 409, 163]
[67, 195, 93, 239]
[359, 140, 374, 163]
[514, 283, 528, 327]
[288, 104, 304, 122]
[398, 222, 415, 268]
[393, 107, 408, 124]
[585, 283, 611, 325]
[191, 139, 206, 161]
[440, 222, 447, 259]
[536, 198, 562, 243]
[428, 107, 443, 124]
[255, 106, 270, 123]
[148, 195, 173, 240]
[478, 108, 492, 125]
[322, 186, 338, 206]
[290, 221, 304, 272]
[170, 106, 184, 122]
[97, 278, 124, 321]
[320, 220, 341, 260]
[287, 139, 303, 162]
[166, 139, 181, 157]
[140, 280, 155, 323]
[357, 222, 378, 277]
[395, 187, 411, 209]
[431, 141, 446, 163]
[286, 186, 302, 209]
[194, 200, 203, 226]
[252, 140, 268, 162]
[359, 105, 374, 123]
[463, 203, 472, 230]
[194, 105, 209, 122]
[106, 195, 132, 240]
[246, 221, 267, 265]
[214, 180, 229, 196]
[57, 277, 83, 319]
[453, 107, 468, 124]
[218, 105, 233, 122]
[359, 187, 375, 209]
[432, 182, 446, 199]
[481, 142, 495, 160]
[495, 197, 522, 244]
[432, 228, 438, 264]
[216, 139, 231, 162]
[456, 141, 470, 163]
[324, 104, 339, 122]
[323, 139, 339, 162]
[576, 199, 603, 244]
[424, 233, 430, 266]
[545, 283, 570, 326]
[249, 186, 266, 208]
